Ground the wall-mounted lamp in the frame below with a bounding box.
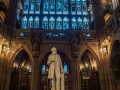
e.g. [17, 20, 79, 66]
[88, 5, 92, 11]
[100, 43, 108, 54]
[18, 2, 23, 9]
[2, 42, 10, 53]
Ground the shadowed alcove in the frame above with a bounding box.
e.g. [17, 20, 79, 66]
[79, 50, 100, 90]
[39, 50, 71, 90]
[9, 50, 32, 90]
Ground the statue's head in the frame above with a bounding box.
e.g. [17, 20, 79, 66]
[51, 47, 57, 54]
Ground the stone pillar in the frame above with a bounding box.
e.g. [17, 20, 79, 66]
[5, 0, 17, 41]
[92, 0, 105, 30]
[72, 58, 80, 90]
[31, 58, 40, 90]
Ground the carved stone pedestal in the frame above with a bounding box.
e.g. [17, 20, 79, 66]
[32, 52, 40, 58]
[72, 52, 79, 58]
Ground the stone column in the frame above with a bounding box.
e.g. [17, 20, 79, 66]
[72, 58, 80, 90]
[31, 58, 37, 90]
[92, 0, 105, 30]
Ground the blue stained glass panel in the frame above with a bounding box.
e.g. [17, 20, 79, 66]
[35, 2, 40, 14]
[42, 17, 48, 29]
[56, 17, 62, 29]
[72, 17, 77, 29]
[76, 0, 81, 15]
[49, 17, 55, 29]
[22, 16, 27, 29]
[29, 1, 35, 14]
[50, 0, 55, 14]
[78, 17, 83, 29]
[28, 16, 33, 28]
[82, 0, 88, 15]
[64, 63, 68, 72]
[83, 17, 89, 30]
[63, 0, 69, 14]
[36, 0, 40, 2]
[63, 17, 69, 29]
[56, 0, 62, 14]
[71, 0, 76, 14]
[34, 16, 39, 28]
[43, 0, 49, 14]
[42, 63, 46, 73]
[23, 2, 29, 14]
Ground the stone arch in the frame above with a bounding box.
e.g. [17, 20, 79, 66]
[9, 46, 34, 90]
[79, 46, 101, 90]
[38, 46, 73, 67]
[38, 47, 72, 90]
[78, 46, 100, 68]
[110, 40, 120, 79]
[10, 46, 34, 68]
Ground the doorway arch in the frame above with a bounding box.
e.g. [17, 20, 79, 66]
[9, 50, 32, 90]
[79, 50, 100, 90]
[111, 40, 120, 90]
[39, 50, 71, 90]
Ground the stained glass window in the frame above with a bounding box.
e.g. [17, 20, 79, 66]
[49, 17, 55, 29]
[56, 17, 62, 29]
[23, 0, 29, 14]
[19, 0, 92, 30]
[42, 63, 46, 73]
[50, 0, 55, 14]
[76, 0, 81, 15]
[35, 0, 40, 14]
[78, 17, 83, 29]
[72, 17, 77, 29]
[28, 16, 33, 28]
[29, 0, 35, 14]
[22, 16, 27, 29]
[82, 0, 88, 15]
[63, 0, 69, 14]
[56, 0, 62, 14]
[83, 17, 89, 30]
[64, 62, 68, 72]
[42, 17, 48, 29]
[63, 17, 69, 29]
[43, 0, 49, 14]
[71, 0, 76, 14]
[34, 16, 39, 28]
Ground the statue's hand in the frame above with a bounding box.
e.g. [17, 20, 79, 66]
[51, 58, 54, 62]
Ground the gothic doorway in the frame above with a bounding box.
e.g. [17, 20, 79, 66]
[79, 50, 100, 90]
[9, 50, 32, 90]
[111, 40, 120, 89]
[39, 50, 71, 90]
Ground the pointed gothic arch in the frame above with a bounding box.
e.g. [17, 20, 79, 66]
[38, 48, 72, 90]
[10, 46, 34, 68]
[79, 48, 100, 90]
[9, 46, 33, 90]
[78, 46, 100, 68]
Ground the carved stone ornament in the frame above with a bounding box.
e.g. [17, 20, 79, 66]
[71, 34, 79, 58]
[32, 33, 41, 58]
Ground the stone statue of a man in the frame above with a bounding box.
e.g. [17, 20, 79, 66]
[47, 47, 64, 90]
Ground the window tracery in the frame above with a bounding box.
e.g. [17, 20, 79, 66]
[19, 0, 92, 30]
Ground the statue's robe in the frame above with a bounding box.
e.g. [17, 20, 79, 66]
[47, 54, 64, 90]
